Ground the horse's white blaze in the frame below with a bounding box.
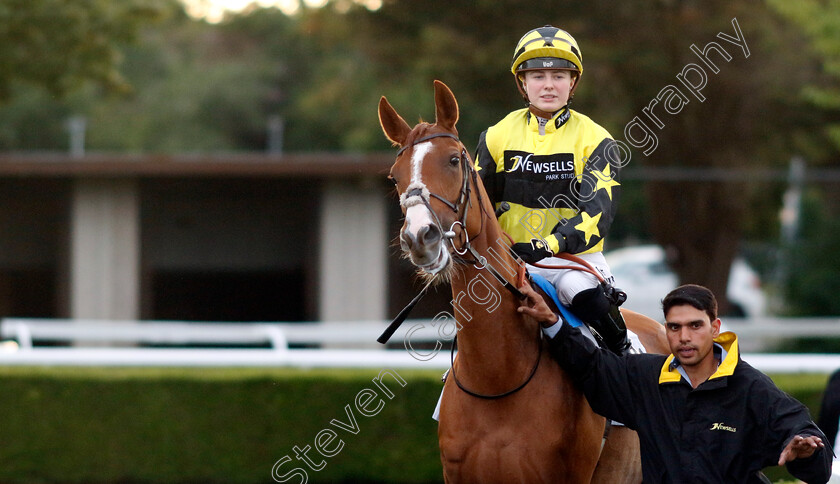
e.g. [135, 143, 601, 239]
[405, 204, 435, 239]
[411, 141, 432, 185]
[401, 141, 435, 239]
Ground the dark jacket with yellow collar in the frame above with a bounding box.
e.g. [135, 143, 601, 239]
[548, 324, 831, 484]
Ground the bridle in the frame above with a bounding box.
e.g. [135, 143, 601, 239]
[396, 131, 525, 297]
[386, 130, 543, 400]
[396, 132, 477, 258]
[377, 131, 482, 345]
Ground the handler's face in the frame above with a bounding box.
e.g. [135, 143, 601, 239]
[664, 305, 721, 369]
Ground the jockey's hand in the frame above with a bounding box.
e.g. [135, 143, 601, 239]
[512, 238, 554, 264]
[778, 435, 824, 466]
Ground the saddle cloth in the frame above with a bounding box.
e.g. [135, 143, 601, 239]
[529, 272, 584, 327]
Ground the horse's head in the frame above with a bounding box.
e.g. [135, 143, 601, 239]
[379, 81, 482, 280]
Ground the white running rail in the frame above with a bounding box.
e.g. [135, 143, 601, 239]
[0, 317, 838, 372]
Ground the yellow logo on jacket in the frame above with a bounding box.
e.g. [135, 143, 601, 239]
[710, 422, 737, 432]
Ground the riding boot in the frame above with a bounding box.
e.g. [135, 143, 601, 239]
[593, 302, 632, 356]
[570, 285, 632, 356]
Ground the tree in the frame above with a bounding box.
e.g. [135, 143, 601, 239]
[590, 1, 812, 314]
[767, 0, 840, 316]
[0, 4, 304, 152]
[768, 0, 840, 153]
[0, 0, 173, 101]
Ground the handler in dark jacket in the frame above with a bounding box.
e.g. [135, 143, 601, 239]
[518, 283, 831, 484]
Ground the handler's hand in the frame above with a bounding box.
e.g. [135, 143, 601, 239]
[778, 435, 824, 466]
[517, 284, 559, 327]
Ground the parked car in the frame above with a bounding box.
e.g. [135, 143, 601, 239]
[605, 245, 767, 320]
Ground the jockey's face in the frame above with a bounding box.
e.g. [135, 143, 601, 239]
[521, 69, 574, 114]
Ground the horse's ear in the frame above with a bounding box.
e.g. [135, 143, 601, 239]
[433, 80, 459, 133]
[378, 96, 412, 146]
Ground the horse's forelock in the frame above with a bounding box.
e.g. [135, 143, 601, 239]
[403, 122, 434, 147]
[403, 122, 458, 148]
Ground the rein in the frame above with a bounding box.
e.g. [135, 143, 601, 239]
[533, 253, 605, 282]
[449, 322, 543, 400]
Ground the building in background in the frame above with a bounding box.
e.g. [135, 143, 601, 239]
[0, 153, 447, 325]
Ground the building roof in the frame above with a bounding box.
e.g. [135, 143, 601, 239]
[0, 152, 395, 178]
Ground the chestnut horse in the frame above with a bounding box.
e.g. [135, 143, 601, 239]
[379, 80, 667, 483]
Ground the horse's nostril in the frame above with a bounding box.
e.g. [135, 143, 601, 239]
[418, 224, 441, 246]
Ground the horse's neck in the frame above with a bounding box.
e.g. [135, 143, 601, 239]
[451, 220, 538, 372]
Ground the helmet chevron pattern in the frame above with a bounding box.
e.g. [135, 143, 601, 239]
[511, 25, 583, 77]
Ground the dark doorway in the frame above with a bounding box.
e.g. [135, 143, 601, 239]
[0, 269, 58, 318]
[150, 269, 305, 322]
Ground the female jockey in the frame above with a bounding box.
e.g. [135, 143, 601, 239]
[475, 25, 631, 355]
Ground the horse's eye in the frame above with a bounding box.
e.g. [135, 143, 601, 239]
[449, 155, 460, 166]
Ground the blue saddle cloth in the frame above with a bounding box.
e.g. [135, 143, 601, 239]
[529, 273, 584, 328]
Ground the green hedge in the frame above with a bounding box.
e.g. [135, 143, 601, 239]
[0, 367, 443, 484]
[0, 367, 830, 484]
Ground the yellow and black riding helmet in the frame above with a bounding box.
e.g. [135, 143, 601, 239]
[511, 26, 583, 111]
